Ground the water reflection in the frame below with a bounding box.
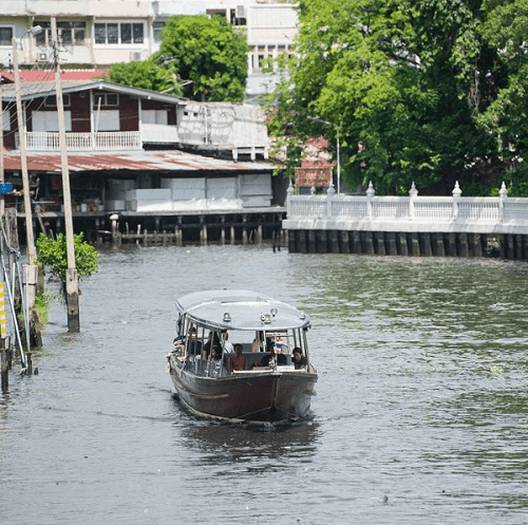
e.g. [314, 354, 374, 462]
[175, 400, 320, 466]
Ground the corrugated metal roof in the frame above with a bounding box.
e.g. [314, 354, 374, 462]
[1, 69, 105, 83]
[3, 149, 274, 173]
[1, 79, 186, 105]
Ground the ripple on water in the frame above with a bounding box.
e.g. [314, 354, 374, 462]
[1, 247, 528, 524]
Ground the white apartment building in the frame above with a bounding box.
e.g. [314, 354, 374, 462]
[0, 0, 297, 98]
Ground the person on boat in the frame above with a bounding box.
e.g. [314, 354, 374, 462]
[292, 347, 307, 369]
[251, 336, 261, 352]
[187, 327, 203, 357]
[259, 347, 287, 367]
[230, 344, 246, 371]
[223, 332, 234, 354]
[204, 332, 221, 359]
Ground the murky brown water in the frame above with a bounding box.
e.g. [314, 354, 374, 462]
[1, 246, 528, 524]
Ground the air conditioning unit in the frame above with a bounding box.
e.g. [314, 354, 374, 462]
[236, 5, 246, 18]
[130, 51, 142, 61]
[36, 52, 48, 63]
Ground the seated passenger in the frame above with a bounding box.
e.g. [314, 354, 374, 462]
[230, 344, 246, 371]
[292, 347, 307, 369]
[251, 337, 261, 353]
[259, 348, 287, 367]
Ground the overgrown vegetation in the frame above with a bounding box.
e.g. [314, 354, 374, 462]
[268, 0, 528, 195]
[108, 15, 248, 102]
[36, 233, 99, 290]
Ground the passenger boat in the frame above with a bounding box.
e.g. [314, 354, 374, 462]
[167, 290, 317, 423]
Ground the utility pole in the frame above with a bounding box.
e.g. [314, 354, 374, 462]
[51, 17, 79, 332]
[0, 78, 5, 217]
[12, 35, 38, 310]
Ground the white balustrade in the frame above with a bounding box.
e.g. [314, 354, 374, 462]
[17, 131, 143, 152]
[284, 181, 528, 234]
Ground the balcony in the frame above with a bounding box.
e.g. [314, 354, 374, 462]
[16, 131, 143, 152]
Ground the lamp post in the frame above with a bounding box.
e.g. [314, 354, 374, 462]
[12, 25, 42, 310]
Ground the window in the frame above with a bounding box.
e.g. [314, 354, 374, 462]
[229, 9, 246, 26]
[34, 21, 85, 46]
[2, 110, 10, 131]
[0, 26, 13, 46]
[153, 21, 165, 43]
[44, 95, 71, 108]
[94, 110, 119, 131]
[32, 111, 72, 132]
[93, 92, 119, 108]
[94, 22, 144, 45]
[142, 109, 168, 125]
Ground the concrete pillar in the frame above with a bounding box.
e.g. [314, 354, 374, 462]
[397, 233, 408, 256]
[515, 234, 523, 259]
[297, 230, 307, 253]
[288, 230, 296, 252]
[230, 224, 236, 245]
[420, 233, 432, 256]
[472, 234, 482, 257]
[316, 230, 328, 253]
[256, 224, 263, 245]
[458, 233, 469, 257]
[434, 233, 445, 256]
[410, 233, 420, 256]
[522, 235, 528, 260]
[339, 230, 350, 253]
[386, 232, 397, 255]
[328, 230, 339, 253]
[447, 233, 457, 256]
[506, 234, 515, 259]
[352, 231, 361, 253]
[307, 230, 316, 253]
[363, 232, 375, 255]
[375, 232, 386, 255]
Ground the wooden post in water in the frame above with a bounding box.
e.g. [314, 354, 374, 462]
[230, 224, 235, 245]
[220, 216, 226, 245]
[242, 216, 248, 245]
[0, 281, 7, 391]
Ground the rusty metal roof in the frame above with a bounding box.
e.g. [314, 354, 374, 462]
[3, 149, 274, 173]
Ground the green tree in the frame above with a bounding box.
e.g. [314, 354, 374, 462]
[270, 0, 528, 195]
[107, 59, 183, 96]
[159, 15, 248, 102]
[36, 233, 99, 293]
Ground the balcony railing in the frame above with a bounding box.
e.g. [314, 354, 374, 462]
[16, 131, 143, 151]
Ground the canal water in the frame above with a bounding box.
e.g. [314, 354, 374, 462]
[1, 246, 528, 524]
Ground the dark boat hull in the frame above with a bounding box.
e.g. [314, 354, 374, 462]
[169, 362, 317, 422]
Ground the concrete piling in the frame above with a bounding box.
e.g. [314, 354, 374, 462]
[397, 233, 408, 256]
[410, 233, 420, 256]
[339, 230, 350, 253]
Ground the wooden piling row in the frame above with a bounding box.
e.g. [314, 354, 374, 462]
[287, 230, 528, 260]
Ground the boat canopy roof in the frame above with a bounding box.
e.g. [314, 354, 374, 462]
[176, 290, 310, 331]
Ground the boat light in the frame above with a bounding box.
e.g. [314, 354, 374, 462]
[260, 313, 272, 324]
[223, 312, 231, 322]
[270, 307, 278, 317]
[299, 312, 306, 320]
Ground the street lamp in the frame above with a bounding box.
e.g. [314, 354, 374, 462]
[309, 116, 341, 195]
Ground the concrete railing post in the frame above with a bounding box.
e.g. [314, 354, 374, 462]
[326, 182, 336, 217]
[286, 179, 294, 217]
[499, 181, 508, 222]
[409, 181, 418, 220]
[452, 180, 462, 219]
[366, 181, 375, 219]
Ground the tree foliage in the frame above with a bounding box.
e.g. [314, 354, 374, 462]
[107, 59, 183, 96]
[36, 233, 99, 284]
[269, 0, 528, 195]
[159, 15, 248, 102]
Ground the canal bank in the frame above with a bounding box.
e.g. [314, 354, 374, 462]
[1, 246, 528, 524]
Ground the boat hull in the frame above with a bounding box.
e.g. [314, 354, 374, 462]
[169, 362, 317, 422]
